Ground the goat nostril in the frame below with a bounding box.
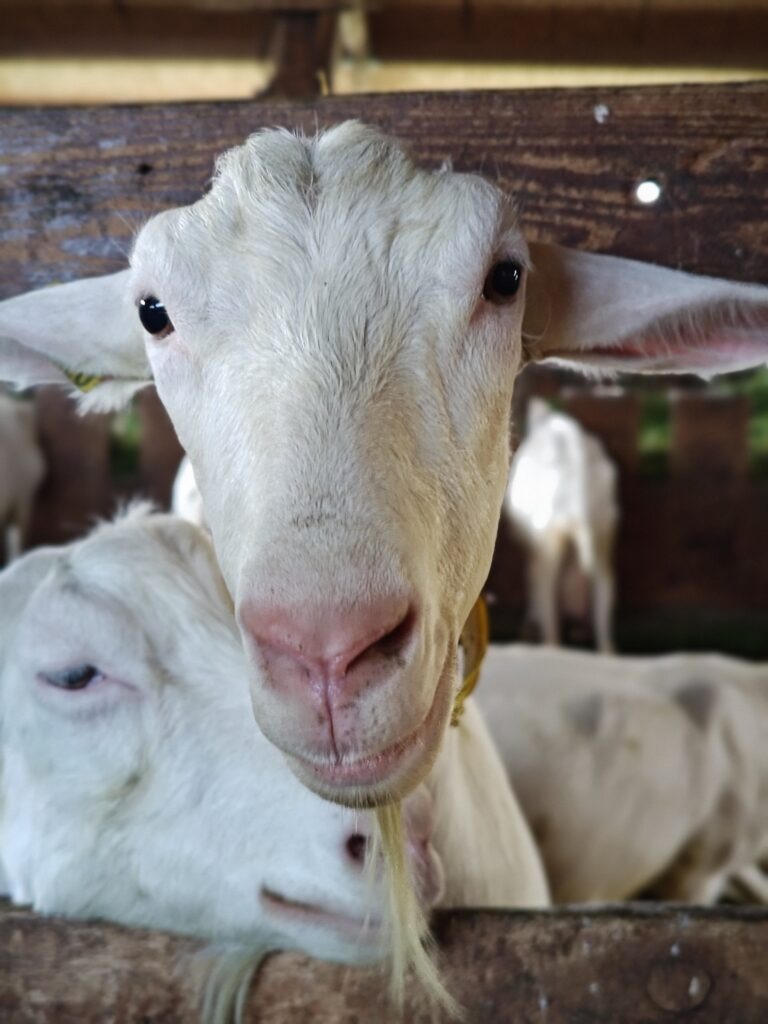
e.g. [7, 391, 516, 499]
[348, 606, 416, 674]
[346, 833, 369, 866]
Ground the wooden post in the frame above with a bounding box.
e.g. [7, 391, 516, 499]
[670, 391, 750, 483]
[263, 10, 336, 98]
[136, 388, 185, 509]
[27, 388, 112, 547]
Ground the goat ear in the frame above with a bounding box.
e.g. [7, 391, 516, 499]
[0, 271, 151, 411]
[523, 242, 768, 378]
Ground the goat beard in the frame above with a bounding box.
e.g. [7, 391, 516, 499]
[371, 803, 458, 1017]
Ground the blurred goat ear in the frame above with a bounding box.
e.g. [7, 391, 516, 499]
[523, 242, 768, 378]
[0, 271, 151, 411]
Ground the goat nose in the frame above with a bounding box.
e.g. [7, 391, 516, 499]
[241, 596, 416, 698]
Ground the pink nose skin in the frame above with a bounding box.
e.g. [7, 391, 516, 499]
[241, 596, 417, 751]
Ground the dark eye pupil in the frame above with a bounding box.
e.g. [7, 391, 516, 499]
[486, 261, 522, 301]
[44, 664, 99, 690]
[139, 296, 170, 335]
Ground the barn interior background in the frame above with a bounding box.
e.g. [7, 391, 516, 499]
[1, 2, 768, 1022]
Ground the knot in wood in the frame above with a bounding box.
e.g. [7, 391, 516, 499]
[646, 960, 712, 1013]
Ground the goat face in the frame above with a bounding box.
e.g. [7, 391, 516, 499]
[0, 512, 443, 954]
[2, 122, 766, 806]
[129, 125, 528, 803]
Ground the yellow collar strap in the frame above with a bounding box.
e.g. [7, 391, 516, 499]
[64, 369, 110, 393]
[451, 595, 489, 727]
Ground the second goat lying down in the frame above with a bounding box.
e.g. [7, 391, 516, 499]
[475, 644, 768, 904]
[0, 509, 407, 962]
[505, 399, 618, 653]
[0, 509, 548, 1016]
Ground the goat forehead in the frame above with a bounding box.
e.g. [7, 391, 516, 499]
[134, 130, 508, 320]
[36, 526, 221, 636]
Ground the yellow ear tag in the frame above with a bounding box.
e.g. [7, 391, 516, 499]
[451, 595, 489, 727]
[64, 370, 107, 393]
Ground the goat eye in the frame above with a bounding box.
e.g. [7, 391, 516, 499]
[138, 296, 174, 338]
[41, 664, 101, 690]
[482, 261, 523, 304]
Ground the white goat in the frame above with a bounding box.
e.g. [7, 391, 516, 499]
[1, 123, 766, 811]
[475, 643, 768, 905]
[0, 510, 408, 962]
[172, 454, 207, 528]
[0, 509, 548, 1010]
[505, 398, 618, 652]
[0, 393, 45, 564]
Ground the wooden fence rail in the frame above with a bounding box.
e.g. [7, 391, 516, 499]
[3, 902, 768, 1023]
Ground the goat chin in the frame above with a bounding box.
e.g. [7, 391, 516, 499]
[194, 805, 459, 1024]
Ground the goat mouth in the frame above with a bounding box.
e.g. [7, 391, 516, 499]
[289, 659, 453, 802]
[259, 887, 382, 942]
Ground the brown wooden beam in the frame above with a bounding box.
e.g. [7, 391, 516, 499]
[368, 5, 768, 66]
[0, 6, 276, 58]
[2, 903, 768, 1022]
[0, 83, 766, 299]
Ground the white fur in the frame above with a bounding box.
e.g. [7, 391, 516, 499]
[0, 393, 45, 563]
[506, 399, 618, 652]
[1, 124, 766, 806]
[475, 643, 768, 904]
[0, 510, 398, 964]
[0, 511, 547, 949]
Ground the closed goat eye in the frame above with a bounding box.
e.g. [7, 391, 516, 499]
[39, 664, 102, 690]
[482, 260, 523, 304]
[138, 295, 175, 339]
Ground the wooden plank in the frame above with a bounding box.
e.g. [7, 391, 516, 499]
[670, 391, 750, 482]
[368, 5, 768, 65]
[2, 903, 768, 1022]
[0, 7, 276, 59]
[0, 83, 766, 301]
[0, 0, 352, 8]
[389, 0, 768, 8]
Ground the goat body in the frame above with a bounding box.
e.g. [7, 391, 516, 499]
[506, 399, 618, 652]
[475, 643, 768, 904]
[0, 511, 547, 964]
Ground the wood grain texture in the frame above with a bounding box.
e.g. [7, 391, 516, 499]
[2, 903, 768, 1022]
[0, 83, 766, 302]
[368, 6, 768, 65]
[0, 0, 352, 8]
